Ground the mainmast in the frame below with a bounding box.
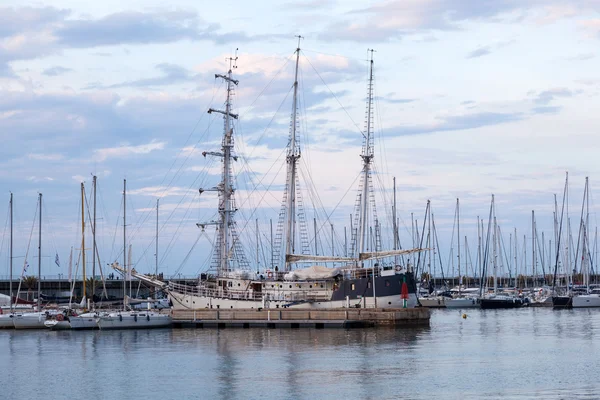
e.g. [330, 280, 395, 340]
[283, 36, 303, 271]
[9, 193, 12, 312]
[92, 175, 97, 302]
[81, 182, 86, 301]
[123, 179, 126, 310]
[37, 193, 42, 312]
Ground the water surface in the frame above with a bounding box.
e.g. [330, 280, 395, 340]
[1, 308, 599, 399]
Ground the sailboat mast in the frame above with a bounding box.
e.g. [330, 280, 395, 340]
[123, 179, 126, 310]
[457, 198, 461, 295]
[92, 175, 97, 302]
[156, 198, 159, 277]
[37, 193, 42, 311]
[81, 182, 86, 301]
[9, 193, 12, 312]
[357, 49, 375, 265]
[393, 177, 399, 266]
[284, 36, 303, 271]
[532, 210, 535, 287]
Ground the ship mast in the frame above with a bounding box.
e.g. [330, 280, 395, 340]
[200, 50, 243, 276]
[283, 36, 303, 271]
[354, 49, 377, 267]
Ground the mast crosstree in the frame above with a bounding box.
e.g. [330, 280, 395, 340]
[351, 49, 381, 266]
[274, 36, 311, 272]
[198, 50, 249, 276]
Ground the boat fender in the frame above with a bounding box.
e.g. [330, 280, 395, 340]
[119, 314, 123, 322]
[134, 314, 138, 322]
[0, 308, 3, 315]
[146, 315, 150, 322]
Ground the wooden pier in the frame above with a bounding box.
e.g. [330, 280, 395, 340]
[172, 307, 430, 329]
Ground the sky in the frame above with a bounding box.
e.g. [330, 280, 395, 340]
[1, 0, 599, 281]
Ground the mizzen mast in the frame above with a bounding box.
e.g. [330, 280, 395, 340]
[352, 49, 380, 267]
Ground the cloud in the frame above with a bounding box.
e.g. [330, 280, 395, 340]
[93, 140, 167, 161]
[381, 111, 525, 137]
[531, 106, 562, 114]
[42, 66, 72, 76]
[0, 7, 286, 71]
[102, 63, 196, 89]
[55, 10, 202, 48]
[466, 46, 492, 59]
[0, 6, 69, 39]
[533, 88, 575, 105]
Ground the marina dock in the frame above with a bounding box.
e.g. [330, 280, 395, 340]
[171, 308, 430, 329]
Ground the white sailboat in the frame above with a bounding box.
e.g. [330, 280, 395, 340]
[97, 180, 172, 329]
[13, 193, 54, 329]
[446, 199, 479, 309]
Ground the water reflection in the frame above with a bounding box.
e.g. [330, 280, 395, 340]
[2, 310, 600, 399]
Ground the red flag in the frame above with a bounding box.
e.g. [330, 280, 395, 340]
[401, 282, 409, 300]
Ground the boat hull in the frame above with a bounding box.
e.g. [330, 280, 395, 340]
[418, 297, 447, 308]
[13, 313, 53, 329]
[97, 312, 172, 330]
[572, 295, 600, 308]
[445, 298, 480, 309]
[69, 314, 100, 330]
[552, 296, 573, 309]
[0, 314, 15, 329]
[480, 297, 525, 309]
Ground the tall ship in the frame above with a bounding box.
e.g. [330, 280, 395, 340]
[124, 41, 423, 310]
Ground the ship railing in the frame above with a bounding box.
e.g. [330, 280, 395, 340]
[167, 282, 331, 302]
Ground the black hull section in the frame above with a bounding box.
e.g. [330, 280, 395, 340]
[552, 296, 573, 309]
[480, 298, 525, 309]
[330, 272, 416, 301]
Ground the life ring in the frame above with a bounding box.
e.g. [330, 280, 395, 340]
[267, 271, 273, 279]
[56, 314, 64, 321]
[395, 266, 401, 272]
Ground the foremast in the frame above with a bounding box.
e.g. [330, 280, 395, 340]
[199, 52, 248, 276]
[351, 49, 380, 267]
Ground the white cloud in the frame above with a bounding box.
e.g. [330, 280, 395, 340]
[93, 140, 166, 161]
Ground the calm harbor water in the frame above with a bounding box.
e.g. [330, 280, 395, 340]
[1, 308, 599, 399]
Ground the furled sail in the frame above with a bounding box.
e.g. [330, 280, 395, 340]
[359, 248, 429, 261]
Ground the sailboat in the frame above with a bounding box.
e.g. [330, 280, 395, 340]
[13, 193, 64, 329]
[479, 195, 526, 309]
[97, 179, 172, 329]
[570, 178, 600, 308]
[0, 194, 16, 328]
[140, 42, 423, 311]
[446, 199, 480, 309]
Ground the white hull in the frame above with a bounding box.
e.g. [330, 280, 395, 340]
[13, 312, 55, 329]
[418, 297, 447, 308]
[169, 291, 418, 310]
[0, 314, 15, 328]
[445, 297, 480, 309]
[69, 313, 100, 330]
[572, 294, 600, 308]
[97, 312, 172, 330]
